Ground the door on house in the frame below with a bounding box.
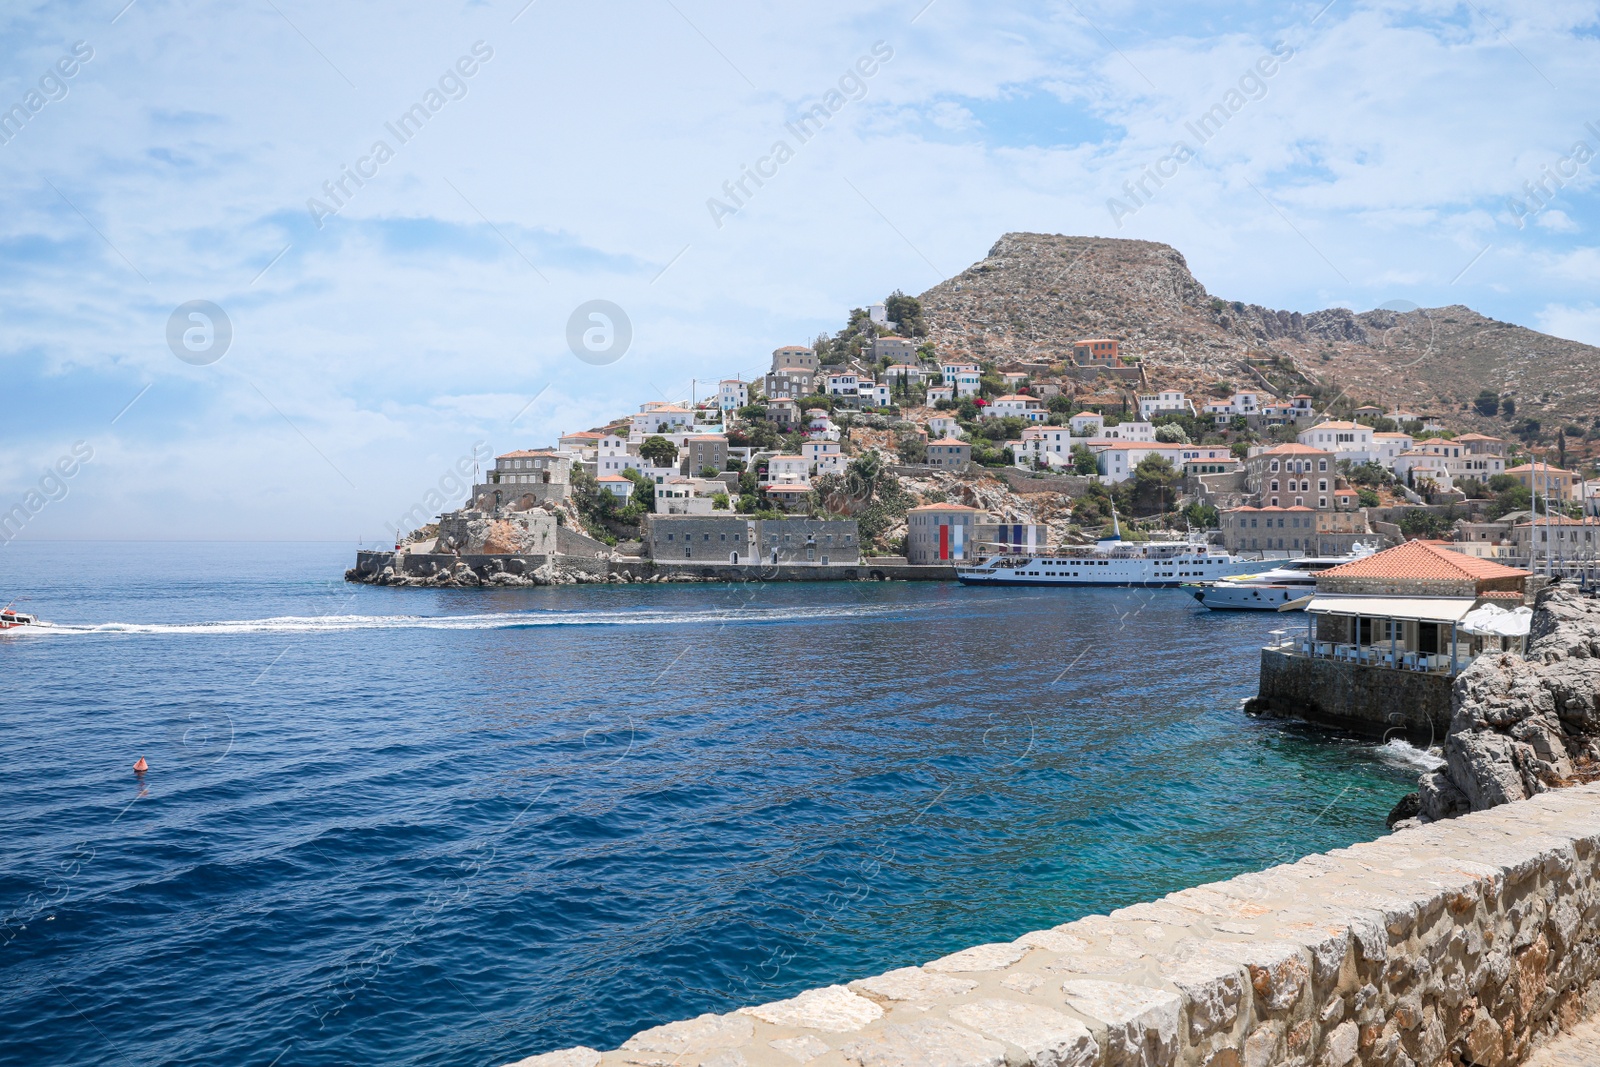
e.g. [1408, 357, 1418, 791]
[938, 523, 950, 560]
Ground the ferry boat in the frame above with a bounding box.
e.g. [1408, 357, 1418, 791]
[954, 512, 1264, 588]
[1188, 543, 1377, 611]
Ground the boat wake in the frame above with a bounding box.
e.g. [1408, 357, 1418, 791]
[14, 603, 909, 637]
[1375, 738, 1446, 771]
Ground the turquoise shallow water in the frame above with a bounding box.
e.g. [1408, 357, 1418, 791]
[0, 542, 1423, 1066]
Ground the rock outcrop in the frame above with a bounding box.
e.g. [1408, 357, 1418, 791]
[1408, 584, 1600, 824]
[915, 233, 1600, 431]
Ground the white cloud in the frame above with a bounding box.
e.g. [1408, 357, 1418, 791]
[3, 0, 1600, 538]
[1535, 302, 1600, 346]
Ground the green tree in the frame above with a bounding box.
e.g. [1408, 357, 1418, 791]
[1154, 423, 1190, 444]
[640, 435, 678, 468]
[896, 434, 928, 464]
[1500, 397, 1516, 418]
[1071, 444, 1099, 475]
[1357, 487, 1381, 508]
[1182, 502, 1219, 528]
[1128, 454, 1180, 515]
[1474, 390, 1500, 417]
[883, 290, 927, 336]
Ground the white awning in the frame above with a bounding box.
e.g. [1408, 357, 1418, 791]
[1460, 604, 1533, 637]
[1305, 596, 1477, 623]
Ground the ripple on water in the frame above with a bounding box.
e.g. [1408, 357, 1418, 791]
[0, 543, 1417, 1067]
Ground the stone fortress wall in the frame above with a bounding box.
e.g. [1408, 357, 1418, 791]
[509, 783, 1600, 1067]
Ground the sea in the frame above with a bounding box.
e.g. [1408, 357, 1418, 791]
[0, 542, 1432, 1066]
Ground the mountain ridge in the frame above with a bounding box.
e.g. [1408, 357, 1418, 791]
[915, 233, 1599, 433]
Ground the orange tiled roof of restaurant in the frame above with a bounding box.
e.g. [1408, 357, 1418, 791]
[1317, 540, 1529, 581]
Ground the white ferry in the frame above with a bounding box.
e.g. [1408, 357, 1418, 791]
[954, 515, 1263, 588]
[1188, 543, 1377, 611]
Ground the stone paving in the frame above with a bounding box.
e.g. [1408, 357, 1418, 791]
[508, 783, 1600, 1067]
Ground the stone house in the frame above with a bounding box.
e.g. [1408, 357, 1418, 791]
[771, 345, 818, 373]
[871, 336, 918, 363]
[1219, 505, 1319, 554]
[644, 515, 859, 564]
[479, 449, 572, 507]
[905, 503, 988, 564]
[681, 435, 729, 476]
[1244, 443, 1335, 506]
[924, 438, 971, 470]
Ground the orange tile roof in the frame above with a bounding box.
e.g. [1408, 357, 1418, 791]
[929, 437, 969, 446]
[1506, 463, 1574, 475]
[1259, 443, 1334, 456]
[1455, 433, 1503, 442]
[1317, 540, 1529, 582]
[497, 449, 559, 458]
[909, 503, 983, 512]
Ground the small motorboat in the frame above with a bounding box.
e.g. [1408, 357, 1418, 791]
[0, 603, 37, 630]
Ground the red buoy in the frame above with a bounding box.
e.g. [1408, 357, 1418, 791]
[133, 757, 148, 773]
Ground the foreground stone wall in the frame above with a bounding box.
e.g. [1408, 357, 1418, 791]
[510, 783, 1600, 1067]
[1250, 649, 1453, 738]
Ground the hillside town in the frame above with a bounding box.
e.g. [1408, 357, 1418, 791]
[376, 290, 1600, 585]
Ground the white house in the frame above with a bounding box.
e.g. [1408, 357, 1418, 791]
[1137, 391, 1195, 420]
[597, 474, 635, 502]
[654, 476, 717, 515]
[630, 405, 693, 441]
[1093, 443, 1232, 484]
[883, 363, 929, 384]
[718, 379, 749, 411]
[1393, 450, 1454, 492]
[927, 416, 961, 439]
[1203, 391, 1262, 424]
[826, 372, 859, 397]
[1094, 421, 1155, 443]
[984, 394, 1046, 422]
[802, 441, 841, 469]
[926, 385, 955, 405]
[859, 381, 892, 407]
[1010, 426, 1074, 468]
[940, 363, 982, 397]
[1069, 413, 1105, 437]
[1372, 431, 1414, 466]
[764, 455, 811, 488]
[1298, 420, 1377, 463]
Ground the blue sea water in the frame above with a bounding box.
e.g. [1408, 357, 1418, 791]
[0, 542, 1427, 1066]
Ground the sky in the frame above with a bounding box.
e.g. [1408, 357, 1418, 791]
[2, 0, 1599, 541]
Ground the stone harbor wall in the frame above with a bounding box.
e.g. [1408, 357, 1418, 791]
[507, 783, 1600, 1067]
[1248, 649, 1454, 738]
[1408, 584, 1600, 824]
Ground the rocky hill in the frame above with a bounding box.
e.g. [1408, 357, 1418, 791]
[917, 233, 1600, 432]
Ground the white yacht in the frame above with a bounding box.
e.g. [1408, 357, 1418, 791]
[955, 512, 1263, 588]
[1189, 543, 1377, 611]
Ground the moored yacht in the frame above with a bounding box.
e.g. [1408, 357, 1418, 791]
[1188, 543, 1377, 611]
[954, 510, 1264, 588]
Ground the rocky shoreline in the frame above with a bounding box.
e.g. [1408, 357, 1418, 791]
[343, 557, 725, 588]
[1390, 583, 1600, 828]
